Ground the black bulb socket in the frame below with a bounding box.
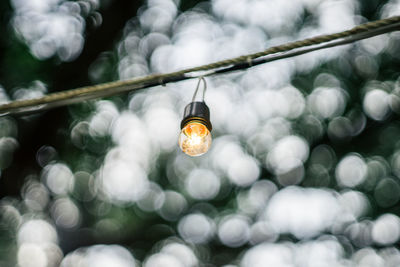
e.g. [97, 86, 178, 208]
[180, 101, 212, 131]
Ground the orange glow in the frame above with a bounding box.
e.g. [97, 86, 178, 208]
[179, 122, 212, 156]
[183, 122, 208, 138]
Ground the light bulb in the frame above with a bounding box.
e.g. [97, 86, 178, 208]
[179, 101, 212, 156]
[179, 121, 212, 156]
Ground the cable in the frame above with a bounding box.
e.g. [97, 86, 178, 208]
[191, 77, 207, 102]
[1, 16, 400, 116]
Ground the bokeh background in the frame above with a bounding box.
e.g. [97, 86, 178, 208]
[1, 0, 400, 266]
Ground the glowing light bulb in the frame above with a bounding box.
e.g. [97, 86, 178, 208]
[179, 121, 212, 156]
[179, 101, 212, 157]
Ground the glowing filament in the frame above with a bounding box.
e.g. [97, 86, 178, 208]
[178, 122, 212, 156]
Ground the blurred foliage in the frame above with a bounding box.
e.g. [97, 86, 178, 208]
[1, 0, 400, 266]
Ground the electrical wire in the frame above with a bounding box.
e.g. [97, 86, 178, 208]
[1, 16, 400, 116]
[191, 77, 207, 102]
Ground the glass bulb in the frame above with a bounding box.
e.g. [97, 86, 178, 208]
[178, 122, 212, 156]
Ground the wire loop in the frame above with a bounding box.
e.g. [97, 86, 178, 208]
[247, 56, 253, 67]
[192, 76, 207, 102]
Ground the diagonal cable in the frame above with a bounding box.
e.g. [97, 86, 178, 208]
[1, 16, 400, 116]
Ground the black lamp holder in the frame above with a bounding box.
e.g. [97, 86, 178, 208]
[180, 77, 212, 131]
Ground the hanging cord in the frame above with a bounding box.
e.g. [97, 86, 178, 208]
[191, 76, 207, 102]
[1, 16, 400, 116]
